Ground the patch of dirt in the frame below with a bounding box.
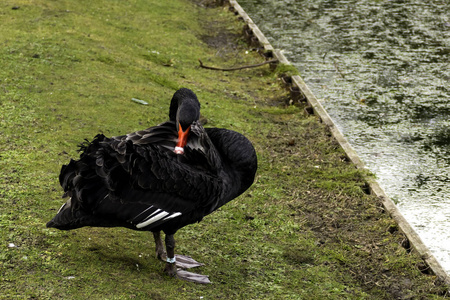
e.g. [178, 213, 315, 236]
[196, 3, 248, 61]
[191, 0, 227, 8]
[200, 23, 242, 59]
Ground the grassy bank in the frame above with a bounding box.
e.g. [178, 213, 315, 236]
[0, 0, 447, 298]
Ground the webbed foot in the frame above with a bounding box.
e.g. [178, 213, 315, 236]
[164, 261, 177, 278]
[157, 233, 211, 283]
[177, 269, 211, 284]
[163, 255, 210, 283]
[174, 254, 204, 269]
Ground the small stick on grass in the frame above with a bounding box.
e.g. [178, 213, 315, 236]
[198, 59, 278, 71]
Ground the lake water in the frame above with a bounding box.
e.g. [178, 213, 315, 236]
[238, 0, 450, 273]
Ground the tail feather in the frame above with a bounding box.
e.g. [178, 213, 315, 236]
[46, 197, 135, 230]
[46, 198, 86, 230]
[46, 198, 103, 230]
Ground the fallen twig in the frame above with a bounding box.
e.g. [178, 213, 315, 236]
[198, 59, 278, 71]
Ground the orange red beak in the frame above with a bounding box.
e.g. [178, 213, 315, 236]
[174, 123, 190, 155]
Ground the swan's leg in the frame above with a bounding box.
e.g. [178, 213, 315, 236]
[163, 234, 177, 277]
[153, 231, 203, 268]
[153, 231, 165, 260]
[162, 234, 211, 283]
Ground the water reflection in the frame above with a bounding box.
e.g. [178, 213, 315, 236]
[240, 0, 450, 272]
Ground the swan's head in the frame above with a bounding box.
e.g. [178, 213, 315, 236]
[169, 88, 201, 155]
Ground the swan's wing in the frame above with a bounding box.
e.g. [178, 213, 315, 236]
[55, 127, 223, 231]
[181, 121, 222, 172]
[110, 121, 178, 154]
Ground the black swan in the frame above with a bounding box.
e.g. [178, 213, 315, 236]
[46, 88, 258, 283]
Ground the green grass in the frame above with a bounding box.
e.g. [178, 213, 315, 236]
[0, 0, 448, 299]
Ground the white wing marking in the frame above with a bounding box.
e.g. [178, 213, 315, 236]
[131, 205, 154, 222]
[135, 208, 182, 229]
[162, 212, 182, 220]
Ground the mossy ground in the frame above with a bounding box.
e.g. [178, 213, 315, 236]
[0, 0, 448, 299]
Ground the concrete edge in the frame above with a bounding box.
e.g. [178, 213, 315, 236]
[227, 0, 450, 286]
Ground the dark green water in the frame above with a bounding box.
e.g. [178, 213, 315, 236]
[239, 0, 450, 272]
